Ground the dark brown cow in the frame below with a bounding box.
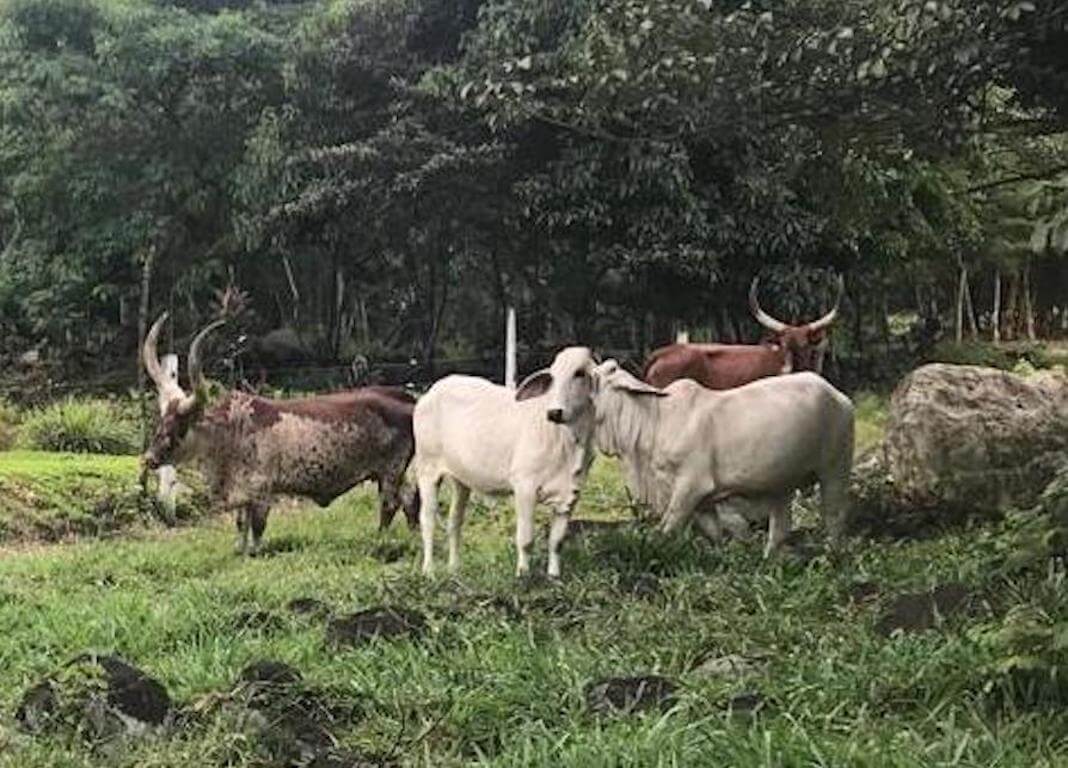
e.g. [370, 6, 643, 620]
[643, 276, 843, 389]
[141, 314, 418, 555]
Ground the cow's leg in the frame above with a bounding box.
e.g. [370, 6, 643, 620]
[547, 510, 571, 579]
[418, 474, 441, 576]
[715, 497, 760, 540]
[693, 508, 723, 543]
[447, 479, 471, 573]
[376, 476, 400, 531]
[514, 486, 537, 577]
[248, 502, 270, 556]
[764, 495, 792, 558]
[820, 470, 850, 544]
[233, 507, 250, 555]
[658, 484, 702, 534]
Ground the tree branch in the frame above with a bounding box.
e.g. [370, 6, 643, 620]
[966, 164, 1068, 194]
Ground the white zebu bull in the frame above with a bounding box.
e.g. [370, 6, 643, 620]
[592, 362, 854, 554]
[413, 347, 598, 578]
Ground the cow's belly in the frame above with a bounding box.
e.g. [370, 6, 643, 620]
[267, 441, 382, 505]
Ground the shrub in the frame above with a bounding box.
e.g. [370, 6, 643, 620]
[0, 397, 21, 450]
[929, 341, 1054, 371]
[17, 398, 140, 455]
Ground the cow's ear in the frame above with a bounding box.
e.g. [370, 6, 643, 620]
[515, 370, 553, 401]
[621, 379, 667, 397]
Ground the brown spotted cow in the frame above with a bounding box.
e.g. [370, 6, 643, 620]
[642, 276, 843, 389]
[141, 313, 418, 555]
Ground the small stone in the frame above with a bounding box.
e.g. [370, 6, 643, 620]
[694, 654, 764, 681]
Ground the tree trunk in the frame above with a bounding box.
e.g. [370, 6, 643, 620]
[992, 269, 1001, 343]
[1023, 261, 1037, 341]
[137, 245, 156, 394]
[962, 268, 979, 341]
[1005, 274, 1020, 341]
[955, 265, 965, 343]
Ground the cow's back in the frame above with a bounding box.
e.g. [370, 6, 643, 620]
[644, 343, 781, 389]
[663, 373, 853, 492]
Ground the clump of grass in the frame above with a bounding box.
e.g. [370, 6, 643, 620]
[853, 391, 888, 457]
[0, 396, 21, 450]
[17, 397, 140, 455]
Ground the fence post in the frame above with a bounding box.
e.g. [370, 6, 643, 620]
[157, 353, 180, 520]
[505, 306, 517, 389]
[675, 328, 689, 344]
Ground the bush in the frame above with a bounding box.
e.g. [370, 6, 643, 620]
[0, 397, 21, 450]
[17, 398, 140, 455]
[929, 341, 1053, 371]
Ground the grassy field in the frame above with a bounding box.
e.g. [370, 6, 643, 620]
[1, 450, 1067, 767]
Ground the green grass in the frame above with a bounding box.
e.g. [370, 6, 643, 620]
[853, 392, 889, 457]
[0, 451, 148, 543]
[0, 458, 1067, 766]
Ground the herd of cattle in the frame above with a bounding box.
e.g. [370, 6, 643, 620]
[140, 277, 855, 577]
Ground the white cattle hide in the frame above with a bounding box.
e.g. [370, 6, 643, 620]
[413, 347, 598, 577]
[592, 362, 854, 554]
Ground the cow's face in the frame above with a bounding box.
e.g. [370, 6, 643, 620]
[775, 327, 829, 373]
[141, 312, 223, 470]
[515, 346, 597, 424]
[143, 399, 201, 469]
[750, 275, 841, 375]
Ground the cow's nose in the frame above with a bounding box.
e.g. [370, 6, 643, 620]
[546, 408, 565, 424]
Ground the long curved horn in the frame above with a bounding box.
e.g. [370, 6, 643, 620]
[749, 277, 789, 333]
[807, 274, 845, 332]
[143, 312, 186, 403]
[187, 319, 225, 395]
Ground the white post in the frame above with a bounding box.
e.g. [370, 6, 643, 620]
[675, 328, 689, 344]
[505, 306, 517, 389]
[157, 353, 180, 519]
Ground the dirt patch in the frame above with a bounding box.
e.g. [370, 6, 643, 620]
[722, 690, 768, 719]
[370, 540, 411, 564]
[845, 581, 881, 606]
[239, 660, 303, 687]
[288, 597, 332, 618]
[326, 607, 427, 647]
[876, 582, 974, 636]
[15, 653, 171, 740]
[207, 659, 366, 767]
[618, 572, 662, 599]
[585, 675, 677, 715]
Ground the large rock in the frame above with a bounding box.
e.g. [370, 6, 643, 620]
[883, 364, 1068, 512]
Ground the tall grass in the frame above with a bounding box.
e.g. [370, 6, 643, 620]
[16, 397, 140, 455]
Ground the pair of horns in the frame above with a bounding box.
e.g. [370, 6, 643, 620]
[749, 275, 844, 333]
[142, 312, 224, 411]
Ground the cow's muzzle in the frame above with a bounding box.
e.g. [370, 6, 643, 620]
[141, 452, 161, 471]
[546, 408, 565, 424]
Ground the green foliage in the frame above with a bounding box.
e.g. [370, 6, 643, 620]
[0, 397, 21, 450]
[928, 340, 1054, 370]
[16, 398, 140, 455]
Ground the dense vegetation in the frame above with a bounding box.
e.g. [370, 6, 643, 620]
[1, 0, 1067, 392]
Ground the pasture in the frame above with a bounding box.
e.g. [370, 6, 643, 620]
[2, 434, 1067, 767]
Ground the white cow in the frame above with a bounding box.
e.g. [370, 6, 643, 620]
[412, 347, 598, 577]
[591, 362, 854, 554]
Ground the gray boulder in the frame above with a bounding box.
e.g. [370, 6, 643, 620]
[882, 363, 1068, 512]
